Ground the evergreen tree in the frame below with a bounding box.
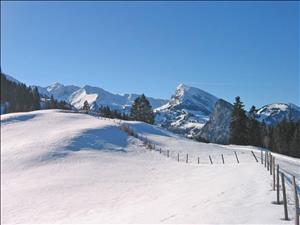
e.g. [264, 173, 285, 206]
[50, 95, 57, 109]
[130, 94, 154, 124]
[82, 100, 90, 113]
[229, 96, 249, 145]
[0, 73, 41, 113]
[32, 87, 41, 110]
[248, 105, 262, 146]
[290, 122, 300, 157]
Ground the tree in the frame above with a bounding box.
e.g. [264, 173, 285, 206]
[50, 95, 57, 109]
[82, 100, 90, 113]
[248, 105, 262, 147]
[229, 96, 249, 145]
[130, 94, 154, 124]
[32, 87, 41, 110]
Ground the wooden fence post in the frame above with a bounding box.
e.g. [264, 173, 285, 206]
[267, 153, 270, 171]
[198, 157, 200, 164]
[186, 154, 188, 163]
[177, 153, 179, 162]
[209, 155, 213, 164]
[281, 173, 289, 220]
[159, 148, 162, 154]
[292, 176, 299, 225]
[272, 158, 276, 191]
[167, 150, 169, 158]
[251, 151, 258, 162]
[234, 151, 239, 164]
[270, 154, 272, 175]
[221, 154, 224, 164]
[261, 150, 263, 164]
[277, 164, 280, 204]
[265, 151, 267, 167]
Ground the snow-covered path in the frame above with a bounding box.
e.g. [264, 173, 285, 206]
[1, 110, 297, 224]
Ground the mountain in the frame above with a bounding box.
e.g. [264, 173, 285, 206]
[36, 83, 80, 102]
[196, 99, 233, 144]
[256, 103, 300, 125]
[155, 84, 219, 137]
[36, 83, 168, 112]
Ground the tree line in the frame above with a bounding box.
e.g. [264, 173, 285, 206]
[1, 73, 41, 113]
[230, 96, 300, 158]
[1, 73, 71, 113]
[82, 94, 155, 124]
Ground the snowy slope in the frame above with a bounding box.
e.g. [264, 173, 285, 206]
[1, 110, 297, 224]
[155, 83, 219, 137]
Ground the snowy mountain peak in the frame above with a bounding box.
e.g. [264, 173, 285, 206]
[176, 83, 190, 91]
[155, 84, 219, 137]
[256, 103, 300, 125]
[168, 84, 218, 114]
[47, 82, 64, 92]
[35, 82, 167, 111]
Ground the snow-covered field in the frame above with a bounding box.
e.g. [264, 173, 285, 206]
[1, 110, 299, 224]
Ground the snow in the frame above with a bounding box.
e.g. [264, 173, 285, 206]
[256, 103, 300, 125]
[154, 83, 219, 136]
[1, 110, 298, 224]
[36, 83, 167, 111]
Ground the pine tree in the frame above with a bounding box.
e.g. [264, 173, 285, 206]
[229, 96, 249, 145]
[82, 100, 90, 114]
[290, 122, 300, 157]
[248, 105, 262, 146]
[130, 94, 154, 124]
[32, 87, 41, 110]
[50, 95, 57, 109]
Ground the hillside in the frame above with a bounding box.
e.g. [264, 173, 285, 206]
[1, 110, 298, 224]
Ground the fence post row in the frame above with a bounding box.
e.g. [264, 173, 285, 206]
[209, 155, 213, 164]
[221, 154, 225, 164]
[177, 153, 179, 162]
[261, 150, 263, 164]
[186, 154, 188, 163]
[281, 173, 289, 220]
[198, 157, 200, 164]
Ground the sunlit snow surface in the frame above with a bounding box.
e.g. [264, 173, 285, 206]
[1, 110, 298, 224]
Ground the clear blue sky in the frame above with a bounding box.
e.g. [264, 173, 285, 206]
[1, 1, 299, 108]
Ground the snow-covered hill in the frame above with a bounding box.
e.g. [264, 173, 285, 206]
[1, 110, 298, 224]
[155, 84, 219, 137]
[36, 83, 167, 111]
[256, 103, 300, 125]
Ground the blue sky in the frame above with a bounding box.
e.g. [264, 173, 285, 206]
[1, 1, 299, 108]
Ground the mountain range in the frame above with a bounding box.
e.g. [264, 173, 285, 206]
[3, 74, 300, 144]
[36, 83, 168, 112]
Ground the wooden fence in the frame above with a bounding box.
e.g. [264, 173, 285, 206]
[100, 116, 300, 225]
